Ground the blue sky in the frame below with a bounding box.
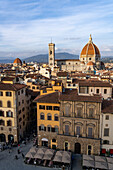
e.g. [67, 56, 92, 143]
[0, 0, 113, 58]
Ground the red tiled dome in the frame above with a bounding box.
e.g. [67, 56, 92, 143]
[80, 35, 100, 57]
[13, 58, 22, 65]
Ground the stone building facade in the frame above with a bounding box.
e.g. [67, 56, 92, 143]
[58, 92, 102, 155]
[35, 89, 102, 155]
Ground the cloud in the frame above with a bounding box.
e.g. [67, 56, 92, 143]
[0, 0, 113, 57]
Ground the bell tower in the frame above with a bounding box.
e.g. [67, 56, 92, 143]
[48, 42, 55, 68]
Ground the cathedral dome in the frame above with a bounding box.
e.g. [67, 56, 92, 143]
[13, 58, 22, 65]
[80, 35, 101, 63]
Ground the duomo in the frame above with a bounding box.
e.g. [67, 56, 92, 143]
[48, 34, 105, 72]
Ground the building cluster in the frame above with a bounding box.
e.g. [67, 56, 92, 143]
[0, 35, 113, 156]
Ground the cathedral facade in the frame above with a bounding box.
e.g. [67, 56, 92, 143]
[48, 35, 105, 72]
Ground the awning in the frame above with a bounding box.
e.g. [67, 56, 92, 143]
[110, 149, 113, 154]
[41, 138, 48, 142]
[102, 149, 106, 154]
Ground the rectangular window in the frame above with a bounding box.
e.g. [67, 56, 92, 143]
[0, 91, 3, 96]
[46, 106, 52, 110]
[104, 89, 107, 94]
[52, 127, 55, 132]
[39, 105, 45, 110]
[89, 108, 94, 118]
[105, 115, 109, 120]
[88, 127, 93, 138]
[53, 106, 59, 111]
[65, 125, 69, 135]
[6, 92, 12, 96]
[48, 127, 51, 132]
[76, 126, 80, 135]
[77, 107, 82, 117]
[104, 128, 109, 136]
[65, 105, 70, 116]
[96, 89, 99, 94]
[21, 89, 23, 94]
[79, 86, 89, 94]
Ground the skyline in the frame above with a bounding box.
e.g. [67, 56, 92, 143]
[0, 0, 113, 58]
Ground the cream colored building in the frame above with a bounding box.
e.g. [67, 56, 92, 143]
[0, 83, 31, 143]
[101, 100, 113, 153]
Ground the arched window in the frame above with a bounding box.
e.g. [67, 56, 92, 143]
[7, 120, 12, 126]
[0, 101, 2, 107]
[54, 114, 58, 121]
[39, 124, 46, 131]
[0, 110, 4, 117]
[47, 125, 52, 132]
[64, 142, 69, 151]
[47, 113, 52, 120]
[52, 138, 56, 142]
[6, 111, 13, 117]
[40, 112, 45, 120]
[0, 119, 5, 126]
[7, 101, 11, 108]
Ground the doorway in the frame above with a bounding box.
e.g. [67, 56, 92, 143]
[75, 142, 81, 154]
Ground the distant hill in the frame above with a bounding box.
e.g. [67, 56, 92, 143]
[101, 56, 113, 63]
[0, 53, 113, 64]
[0, 59, 14, 64]
[23, 52, 79, 63]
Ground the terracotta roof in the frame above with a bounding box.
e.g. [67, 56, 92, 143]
[1, 77, 15, 81]
[102, 100, 113, 113]
[57, 71, 68, 77]
[78, 80, 112, 87]
[0, 83, 26, 91]
[34, 92, 59, 104]
[60, 89, 102, 102]
[13, 58, 22, 64]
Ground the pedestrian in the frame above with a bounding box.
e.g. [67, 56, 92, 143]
[22, 153, 24, 158]
[15, 155, 18, 160]
[17, 149, 20, 154]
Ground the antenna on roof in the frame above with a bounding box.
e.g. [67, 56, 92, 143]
[51, 37, 52, 43]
